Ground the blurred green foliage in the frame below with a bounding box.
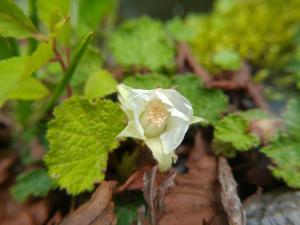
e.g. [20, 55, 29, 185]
[11, 168, 57, 202]
[109, 16, 175, 71]
[181, 0, 300, 74]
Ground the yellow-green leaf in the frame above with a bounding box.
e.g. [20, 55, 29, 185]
[8, 77, 49, 100]
[45, 97, 126, 195]
[0, 41, 53, 106]
[84, 69, 117, 100]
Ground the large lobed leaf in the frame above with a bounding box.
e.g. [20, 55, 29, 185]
[261, 137, 300, 188]
[84, 69, 117, 100]
[109, 16, 175, 71]
[213, 114, 260, 157]
[261, 98, 300, 188]
[45, 96, 126, 195]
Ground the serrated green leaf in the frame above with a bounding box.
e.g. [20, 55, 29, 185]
[123, 74, 172, 90]
[261, 137, 300, 188]
[84, 69, 117, 100]
[212, 49, 242, 71]
[0, 41, 53, 106]
[172, 75, 228, 123]
[109, 16, 175, 71]
[45, 96, 126, 195]
[213, 114, 260, 156]
[0, 0, 37, 38]
[11, 168, 57, 202]
[283, 98, 300, 140]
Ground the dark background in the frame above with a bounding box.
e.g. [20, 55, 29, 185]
[119, 0, 214, 20]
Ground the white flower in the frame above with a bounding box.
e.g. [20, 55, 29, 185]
[117, 84, 204, 171]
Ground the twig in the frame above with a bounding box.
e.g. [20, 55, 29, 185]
[246, 82, 270, 112]
[53, 40, 73, 97]
[53, 40, 67, 72]
[176, 43, 211, 84]
[176, 42, 271, 112]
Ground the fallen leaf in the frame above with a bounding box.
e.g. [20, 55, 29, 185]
[140, 132, 229, 225]
[218, 156, 246, 225]
[59, 181, 116, 225]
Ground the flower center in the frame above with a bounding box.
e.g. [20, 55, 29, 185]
[140, 99, 169, 137]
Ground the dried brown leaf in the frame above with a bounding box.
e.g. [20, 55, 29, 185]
[140, 132, 229, 225]
[59, 181, 116, 225]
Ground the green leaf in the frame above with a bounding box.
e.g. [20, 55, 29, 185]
[0, 37, 17, 60]
[84, 69, 117, 100]
[77, 0, 117, 36]
[172, 75, 228, 123]
[123, 74, 172, 90]
[261, 136, 300, 188]
[109, 16, 175, 71]
[213, 114, 260, 156]
[0, 57, 27, 106]
[283, 98, 300, 140]
[24, 40, 53, 78]
[116, 204, 138, 225]
[212, 49, 242, 71]
[10, 168, 57, 202]
[37, 0, 70, 30]
[0, 41, 53, 106]
[238, 109, 270, 122]
[43, 32, 93, 113]
[45, 97, 126, 195]
[0, 0, 37, 38]
[8, 77, 49, 100]
[166, 17, 194, 42]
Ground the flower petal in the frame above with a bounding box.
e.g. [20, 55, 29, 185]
[145, 137, 177, 171]
[117, 121, 144, 139]
[157, 88, 193, 120]
[160, 116, 190, 154]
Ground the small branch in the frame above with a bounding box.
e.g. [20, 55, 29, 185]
[53, 40, 67, 72]
[176, 43, 271, 112]
[246, 83, 270, 112]
[176, 43, 211, 84]
[27, 32, 93, 126]
[53, 41, 73, 97]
